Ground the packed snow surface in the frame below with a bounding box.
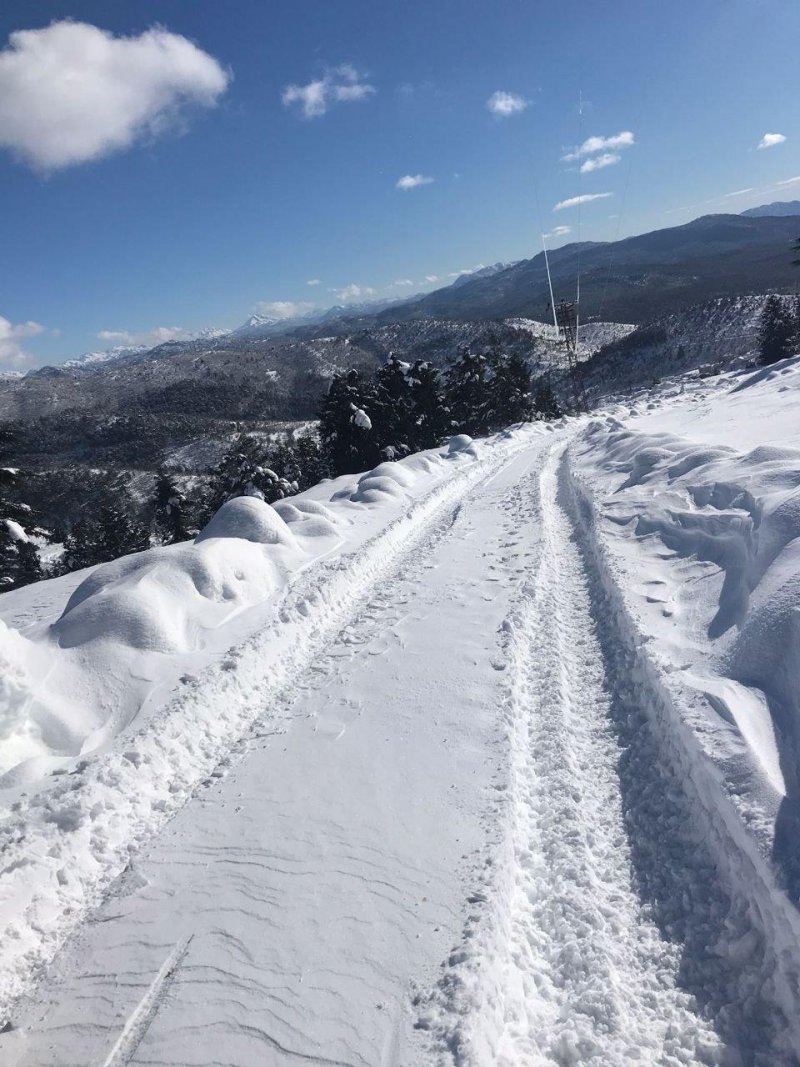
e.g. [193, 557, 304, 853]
[4, 355, 800, 1064]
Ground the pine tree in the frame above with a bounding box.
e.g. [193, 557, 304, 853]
[318, 370, 380, 475]
[62, 498, 149, 573]
[445, 346, 491, 436]
[205, 435, 295, 520]
[759, 295, 795, 365]
[792, 237, 800, 267]
[98, 503, 150, 560]
[373, 355, 416, 459]
[62, 515, 104, 572]
[409, 360, 449, 449]
[0, 428, 41, 590]
[532, 377, 562, 420]
[152, 469, 190, 545]
[264, 431, 327, 491]
[486, 343, 533, 429]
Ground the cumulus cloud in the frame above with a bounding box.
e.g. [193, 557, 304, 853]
[306, 278, 321, 286]
[332, 283, 375, 302]
[486, 90, 528, 117]
[0, 317, 46, 366]
[253, 301, 314, 320]
[580, 152, 620, 173]
[282, 64, 375, 119]
[758, 132, 786, 149]
[0, 21, 230, 170]
[553, 192, 612, 211]
[562, 130, 634, 162]
[424, 274, 439, 283]
[546, 225, 572, 238]
[393, 278, 414, 287]
[396, 173, 434, 190]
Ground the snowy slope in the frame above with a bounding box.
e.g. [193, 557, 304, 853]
[4, 359, 800, 1064]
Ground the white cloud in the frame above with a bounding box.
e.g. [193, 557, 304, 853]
[333, 283, 375, 302]
[0, 317, 46, 365]
[0, 21, 229, 170]
[723, 187, 756, 198]
[580, 152, 620, 173]
[553, 192, 612, 211]
[562, 130, 634, 162]
[424, 274, 439, 283]
[282, 64, 375, 119]
[97, 325, 206, 347]
[546, 225, 572, 238]
[758, 132, 786, 149]
[252, 301, 314, 320]
[393, 278, 414, 287]
[486, 90, 528, 117]
[776, 175, 800, 186]
[396, 173, 434, 190]
[447, 263, 485, 278]
[306, 278, 321, 286]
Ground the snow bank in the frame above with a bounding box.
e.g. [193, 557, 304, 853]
[0, 428, 540, 1021]
[564, 363, 800, 1053]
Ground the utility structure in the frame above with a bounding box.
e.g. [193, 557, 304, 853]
[555, 299, 588, 413]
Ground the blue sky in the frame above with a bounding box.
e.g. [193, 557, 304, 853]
[0, 0, 798, 367]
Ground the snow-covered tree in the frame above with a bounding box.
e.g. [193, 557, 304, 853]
[205, 435, 295, 519]
[0, 428, 41, 590]
[445, 346, 492, 436]
[152, 470, 190, 545]
[373, 355, 416, 459]
[408, 360, 449, 449]
[62, 502, 149, 572]
[318, 370, 380, 475]
[486, 344, 533, 428]
[759, 295, 795, 365]
[532, 377, 562, 420]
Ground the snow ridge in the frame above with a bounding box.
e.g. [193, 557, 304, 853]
[0, 427, 540, 1024]
[563, 446, 800, 1060]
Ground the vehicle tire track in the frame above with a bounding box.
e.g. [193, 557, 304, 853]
[424, 441, 796, 1065]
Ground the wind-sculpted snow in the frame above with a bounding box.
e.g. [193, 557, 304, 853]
[0, 426, 542, 1027]
[5, 356, 800, 1063]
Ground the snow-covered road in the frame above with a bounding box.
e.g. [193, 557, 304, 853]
[5, 364, 800, 1065]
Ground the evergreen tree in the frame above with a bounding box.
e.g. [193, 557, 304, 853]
[318, 370, 380, 475]
[408, 360, 449, 449]
[152, 469, 190, 545]
[445, 346, 491, 436]
[204, 435, 295, 520]
[62, 498, 149, 573]
[0, 428, 41, 590]
[792, 237, 800, 267]
[373, 355, 416, 459]
[264, 431, 327, 491]
[532, 377, 562, 420]
[759, 295, 795, 365]
[486, 344, 533, 429]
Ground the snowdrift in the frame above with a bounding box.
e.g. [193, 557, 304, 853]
[570, 356, 800, 904]
[0, 427, 539, 1019]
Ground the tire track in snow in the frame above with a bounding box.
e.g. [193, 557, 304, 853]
[424, 442, 790, 1064]
[492, 444, 723, 1065]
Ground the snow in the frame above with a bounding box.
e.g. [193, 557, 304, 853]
[0, 427, 542, 1029]
[352, 405, 372, 430]
[5, 355, 800, 1064]
[3, 519, 27, 543]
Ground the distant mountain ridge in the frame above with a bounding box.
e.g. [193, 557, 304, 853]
[741, 200, 800, 218]
[352, 213, 800, 327]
